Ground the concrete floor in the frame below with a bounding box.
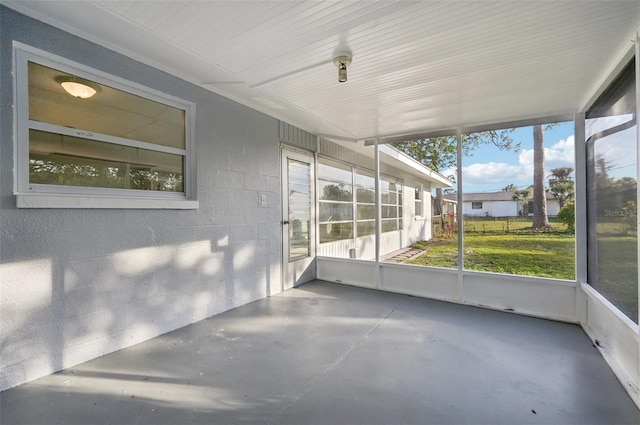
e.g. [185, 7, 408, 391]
[1, 280, 639, 425]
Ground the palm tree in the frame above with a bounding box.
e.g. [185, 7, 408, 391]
[532, 124, 549, 228]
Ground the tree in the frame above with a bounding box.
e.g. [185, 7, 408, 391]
[549, 167, 574, 209]
[394, 130, 518, 215]
[549, 167, 573, 181]
[557, 202, 575, 232]
[532, 124, 549, 228]
[502, 183, 518, 192]
[395, 137, 456, 216]
[513, 186, 532, 217]
[594, 154, 614, 191]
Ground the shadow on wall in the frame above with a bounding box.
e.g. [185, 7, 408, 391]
[0, 224, 281, 391]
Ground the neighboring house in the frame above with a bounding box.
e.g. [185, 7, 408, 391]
[436, 197, 457, 217]
[444, 191, 561, 217]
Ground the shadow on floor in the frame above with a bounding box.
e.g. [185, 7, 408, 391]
[1, 280, 639, 424]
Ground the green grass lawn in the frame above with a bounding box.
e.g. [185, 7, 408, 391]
[410, 217, 575, 280]
[593, 235, 638, 322]
[409, 216, 637, 322]
[409, 233, 576, 280]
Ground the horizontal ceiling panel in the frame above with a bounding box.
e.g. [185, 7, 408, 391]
[5, 0, 640, 140]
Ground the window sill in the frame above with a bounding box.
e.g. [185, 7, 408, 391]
[16, 193, 199, 209]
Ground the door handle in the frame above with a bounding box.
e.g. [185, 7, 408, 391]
[283, 220, 290, 225]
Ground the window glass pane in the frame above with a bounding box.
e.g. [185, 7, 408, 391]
[28, 62, 185, 149]
[382, 205, 398, 219]
[378, 177, 392, 191]
[462, 122, 575, 279]
[586, 59, 637, 323]
[394, 139, 458, 269]
[319, 202, 353, 222]
[29, 130, 183, 191]
[319, 222, 353, 243]
[357, 221, 375, 237]
[287, 159, 311, 261]
[318, 181, 352, 201]
[382, 219, 397, 232]
[356, 169, 375, 188]
[381, 190, 398, 204]
[385, 179, 397, 192]
[415, 186, 423, 217]
[318, 159, 352, 183]
[357, 187, 375, 203]
[357, 204, 375, 220]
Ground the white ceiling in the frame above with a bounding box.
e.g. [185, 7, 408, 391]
[4, 1, 640, 142]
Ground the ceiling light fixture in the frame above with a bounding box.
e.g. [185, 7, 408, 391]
[55, 76, 100, 99]
[333, 54, 352, 83]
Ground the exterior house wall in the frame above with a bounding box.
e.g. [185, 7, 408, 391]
[0, 7, 283, 391]
[462, 200, 519, 217]
[462, 199, 561, 217]
[409, 180, 431, 242]
[547, 199, 561, 216]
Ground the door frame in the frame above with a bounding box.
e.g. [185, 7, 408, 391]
[281, 147, 316, 290]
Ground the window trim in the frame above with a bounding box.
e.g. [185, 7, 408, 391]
[13, 42, 198, 209]
[414, 184, 423, 218]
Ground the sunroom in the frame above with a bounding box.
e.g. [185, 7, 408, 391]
[1, 1, 640, 423]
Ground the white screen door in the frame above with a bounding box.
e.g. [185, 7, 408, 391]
[281, 148, 315, 289]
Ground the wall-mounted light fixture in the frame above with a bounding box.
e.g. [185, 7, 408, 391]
[333, 54, 352, 83]
[55, 76, 101, 99]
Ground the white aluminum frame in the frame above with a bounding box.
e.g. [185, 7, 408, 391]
[13, 42, 198, 209]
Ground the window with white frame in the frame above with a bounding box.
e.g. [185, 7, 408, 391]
[14, 45, 196, 208]
[414, 185, 423, 217]
[318, 158, 354, 243]
[472, 201, 483, 209]
[318, 157, 402, 243]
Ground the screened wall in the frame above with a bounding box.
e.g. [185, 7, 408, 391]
[586, 58, 638, 324]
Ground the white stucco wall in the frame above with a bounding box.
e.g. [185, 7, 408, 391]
[547, 199, 561, 216]
[0, 7, 282, 391]
[462, 200, 519, 217]
[462, 200, 561, 218]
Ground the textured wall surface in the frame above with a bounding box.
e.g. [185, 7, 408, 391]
[0, 6, 282, 391]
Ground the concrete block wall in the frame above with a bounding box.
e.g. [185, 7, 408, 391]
[0, 7, 282, 391]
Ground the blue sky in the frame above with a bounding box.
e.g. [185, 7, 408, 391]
[441, 121, 576, 194]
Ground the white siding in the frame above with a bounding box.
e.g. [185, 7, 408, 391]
[463, 200, 525, 217]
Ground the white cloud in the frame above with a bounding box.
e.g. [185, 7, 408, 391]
[462, 135, 575, 189]
[463, 162, 522, 183]
[519, 135, 574, 173]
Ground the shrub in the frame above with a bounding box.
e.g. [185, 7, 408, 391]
[558, 202, 575, 232]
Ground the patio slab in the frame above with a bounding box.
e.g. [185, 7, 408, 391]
[1, 280, 638, 424]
